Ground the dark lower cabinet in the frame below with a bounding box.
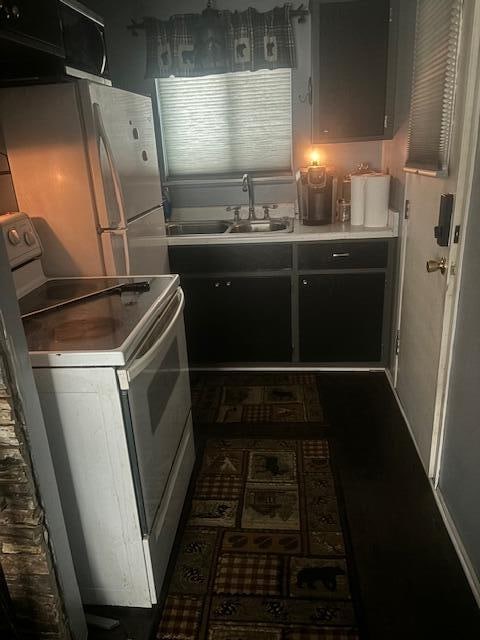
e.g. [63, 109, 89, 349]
[171, 239, 393, 365]
[181, 275, 292, 363]
[299, 273, 386, 362]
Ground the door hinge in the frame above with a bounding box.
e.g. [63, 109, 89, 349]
[404, 199, 410, 220]
[389, 6, 393, 22]
[117, 369, 130, 391]
[450, 263, 457, 276]
[384, 115, 389, 129]
[453, 224, 461, 243]
[395, 330, 400, 356]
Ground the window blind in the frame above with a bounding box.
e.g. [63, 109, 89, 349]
[156, 68, 292, 179]
[405, 0, 462, 176]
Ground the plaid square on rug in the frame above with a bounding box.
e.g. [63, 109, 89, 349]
[195, 475, 244, 500]
[157, 595, 203, 640]
[214, 553, 283, 596]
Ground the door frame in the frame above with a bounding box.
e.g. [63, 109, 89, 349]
[392, 0, 480, 479]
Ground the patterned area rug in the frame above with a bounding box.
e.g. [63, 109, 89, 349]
[191, 373, 324, 423]
[156, 438, 359, 639]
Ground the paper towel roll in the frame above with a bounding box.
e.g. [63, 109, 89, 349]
[350, 175, 367, 226]
[364, 174, 390, 228]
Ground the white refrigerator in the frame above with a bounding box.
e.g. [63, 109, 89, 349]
[0, 80, 169, 277]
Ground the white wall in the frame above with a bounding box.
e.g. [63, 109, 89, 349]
[438, 127, 480, 597]
[381, 0, 416, 370]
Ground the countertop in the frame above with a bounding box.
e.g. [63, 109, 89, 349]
[166, 206, 399, 246]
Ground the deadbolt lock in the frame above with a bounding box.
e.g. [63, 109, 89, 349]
[426, 257, 447, 275]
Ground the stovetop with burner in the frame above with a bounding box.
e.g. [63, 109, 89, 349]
[1, 212, 179, 366]
[21, 276, 178, 359]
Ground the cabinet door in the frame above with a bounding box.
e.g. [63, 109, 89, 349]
[299, 273, 385, 362]
[311, 0, 391, 142]
[180, 277, 226, 364]
[221, 276, 292, 362]
[181, 276, 292, 364]
[0, 0, 63, 50]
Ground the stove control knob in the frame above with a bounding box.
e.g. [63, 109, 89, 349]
[24, 231, 35, 246]
[7, 228, 21, 246]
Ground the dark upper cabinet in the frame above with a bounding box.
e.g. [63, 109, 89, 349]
[0, 0, 63, 52]
[299, 272, 386, 363]
[0, 0, 65, 83]
[311, 0, 396, 142]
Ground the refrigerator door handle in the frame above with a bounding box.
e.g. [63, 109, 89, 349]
[100, 229, 131, 276]
[119, 229, 131, 275]
[93, 102, 128, 232]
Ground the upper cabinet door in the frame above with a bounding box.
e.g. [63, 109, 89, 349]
[311, 0, 395, 143]
[0, 0, 63, 51]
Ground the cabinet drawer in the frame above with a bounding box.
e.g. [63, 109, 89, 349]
[298, 241, 388, 270]
[169, 243, 292, 274]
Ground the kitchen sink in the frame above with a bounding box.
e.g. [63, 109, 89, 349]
[166, 220, 231, 236]
[166, 216, 294, 236]
[229, 218, 294, 234]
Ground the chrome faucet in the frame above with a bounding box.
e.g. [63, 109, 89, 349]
[242, 173, 255, 220]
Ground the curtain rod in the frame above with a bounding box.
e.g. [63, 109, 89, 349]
[127, 4, 309, 35]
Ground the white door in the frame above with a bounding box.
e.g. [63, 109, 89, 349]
[394, 0, 480, 475]
[395, 174, 454, 470]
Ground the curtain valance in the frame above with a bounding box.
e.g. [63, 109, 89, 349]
[143, 5, 296, 78]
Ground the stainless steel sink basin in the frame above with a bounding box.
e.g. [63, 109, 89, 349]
[166, 216, 294, 236]
[166, 220, 231, 236]
[229, 218, 294, 234]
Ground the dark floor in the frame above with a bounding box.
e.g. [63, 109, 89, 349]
[316, 373, 480, 639]
[87, 372, 480, 640]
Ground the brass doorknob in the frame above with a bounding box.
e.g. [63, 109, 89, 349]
[426, 257, 447, 275]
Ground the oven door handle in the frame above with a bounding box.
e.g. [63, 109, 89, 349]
[127, 289, 185, 381]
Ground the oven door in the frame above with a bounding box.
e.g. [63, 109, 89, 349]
[117, 288, 191, 534]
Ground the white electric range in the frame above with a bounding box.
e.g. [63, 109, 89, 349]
[1, 212, 195, 608]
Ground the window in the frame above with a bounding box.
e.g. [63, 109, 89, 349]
[405, 0, 462, 176]
[156, 68, 292, 179]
